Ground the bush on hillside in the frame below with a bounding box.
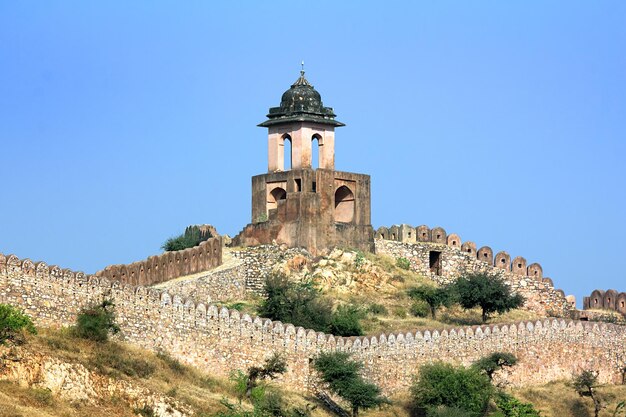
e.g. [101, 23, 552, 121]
[258, 273, 364, 337]
[396, 257, 411, 270]
[407, 285, 452, 319]
[0, 303, 36, 345]
[330, 305, 365, 337]
[73, 299, 119, 342]
[411, 362, 492, 417]
[494, 392, 542, 417]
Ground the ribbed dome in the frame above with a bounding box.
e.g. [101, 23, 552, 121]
[259, 71, 344, 128]
[278, 72, 323, 114]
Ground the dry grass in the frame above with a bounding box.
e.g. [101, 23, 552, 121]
[511, 381, 626, 417]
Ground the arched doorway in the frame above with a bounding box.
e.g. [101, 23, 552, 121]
[334, 185, 355, 223]
[267, 187, 287, 212]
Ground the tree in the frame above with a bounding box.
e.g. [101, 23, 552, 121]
[243, 353, 287, 400]
[0, 304, 36, 344]
[472, 352, 518, 381]
[411, 362, 492, 417]
[313, 351, 388, 417]
[452, 272, 524, 322]
[74, 299, 120, 342]
[572, 370, 604, 417]
[407, 285, 451, 319]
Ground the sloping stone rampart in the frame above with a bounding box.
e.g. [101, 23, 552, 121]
[375, 237, 572, 316]
[1, 252, 625, 395]
[93, 237, 222, 286]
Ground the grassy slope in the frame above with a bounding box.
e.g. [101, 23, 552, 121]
[0, 329, 624, 416]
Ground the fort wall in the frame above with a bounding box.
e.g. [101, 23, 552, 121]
[95, 236, 223, 286]
[375, 225, 573, 316]
[584, 289, 626, 316]
[1, 252, 625, 395]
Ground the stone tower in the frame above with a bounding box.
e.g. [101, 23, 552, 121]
[233, 71, 374, 255]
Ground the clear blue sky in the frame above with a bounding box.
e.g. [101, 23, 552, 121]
[1, 2, 625, 306]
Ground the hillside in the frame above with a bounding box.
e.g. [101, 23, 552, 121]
[206, 247, 541, 335]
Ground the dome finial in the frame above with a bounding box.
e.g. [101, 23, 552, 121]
[300, 60, 305, 76]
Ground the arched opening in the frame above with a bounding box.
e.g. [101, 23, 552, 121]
[267, 187, 287, 212]
[312, 134, 321, 169]
[282, 135, 292, 170]
[334, 185, 355, 223]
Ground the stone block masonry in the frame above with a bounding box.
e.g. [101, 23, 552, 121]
[1, 251, 625, 395]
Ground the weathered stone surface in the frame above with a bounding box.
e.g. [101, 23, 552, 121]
[2, 251, 625, 396]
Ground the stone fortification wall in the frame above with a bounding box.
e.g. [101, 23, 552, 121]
[95, 236, 222, 286]
[1, 252, 625, 395]
[375, 225, 573, 316]
[152, 245, 310, 303]
[584, 289, 626, 315]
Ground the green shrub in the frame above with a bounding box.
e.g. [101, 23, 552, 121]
[354, 251, 366, 269]
[29, 387, 53, 406]
[0, 303, 36, 344]
[396, 257, 411, 270]
[330, 305, 365, 337]
[407, 285, 452, 319]
[73, 300, 119, 342]
[495, 392, 541, 417]
[161, 225, 211, 252]
[410, 300, 430, 318]
[367, 303, 388, 316]
[411, 362, 492, 417]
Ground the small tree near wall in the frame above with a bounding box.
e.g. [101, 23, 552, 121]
[453, 272, 524, 322]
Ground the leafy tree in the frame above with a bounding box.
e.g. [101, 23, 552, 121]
[572, 369, 604, 417]
[473, 352, 518, 381]
[243, 353, 287, 400]
[411, 362, 492, 417]
[452, 272, 524, 322]
[73, 299, 120, 342]
[0, 304, 36, 344]
[330, 305, 365, 337]
[313, 351, 389, 417]
[407, 285, 451, 319]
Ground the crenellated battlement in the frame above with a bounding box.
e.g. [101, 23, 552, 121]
[94, 236, 223, 286]
[1, 250, 625, 394]
[374, 224, 574, 316]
